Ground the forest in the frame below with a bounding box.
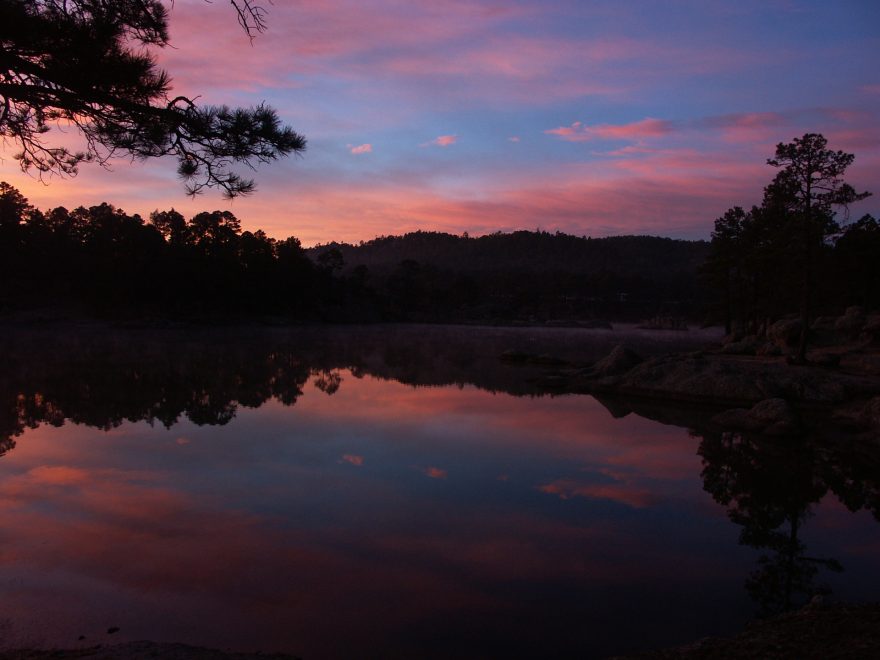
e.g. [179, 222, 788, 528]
[0, 183, 710, 324]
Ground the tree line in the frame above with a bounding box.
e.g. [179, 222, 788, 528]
[0, 183, 709, 323]
[0, 183, 351, 319]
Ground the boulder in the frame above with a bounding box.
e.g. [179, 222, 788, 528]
[721, 335, 761, 355]
[592, 353, 863, 406]
[722, 331, 745, 345]
[811, 316, 838, 331]
[834, 306, 866, 339]
[590, 344, 644, 377]
[810, 352, 841, 369]
[862, 396, 880, 432]
[757, 342, 783, 357]
[768, 318, 803, 348]
[712, 398, 800, 436]
[840, 352, 880, 376]
[861, 315, 880, 345]
[811, 315, 842, 346]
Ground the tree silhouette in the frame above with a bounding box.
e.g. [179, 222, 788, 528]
[149, 208, 188, 246]
[702, 135, 873, 342]
[836, 214, 880, 312]
[766, 134, 871, 361]
[0, 0, 306, 197]
[702, 206, 752, 335]
[0, 180, 33, 229]
[699, 431, 842, 615]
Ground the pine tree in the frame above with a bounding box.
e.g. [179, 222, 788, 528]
[0, 0, 305, 197]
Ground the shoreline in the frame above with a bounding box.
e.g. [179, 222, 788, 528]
[3, 602, 878, 659]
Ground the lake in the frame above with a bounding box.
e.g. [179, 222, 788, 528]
[0, 324, 878, 659]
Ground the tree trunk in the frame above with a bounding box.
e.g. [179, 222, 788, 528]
[724, 269, 732, 335]
[797, 187, 813, 363]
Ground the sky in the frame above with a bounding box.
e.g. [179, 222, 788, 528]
[3, 0, 879, 245]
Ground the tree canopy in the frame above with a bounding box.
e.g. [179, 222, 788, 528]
[0, 0, 305, 197]
[702, 133, 873, 350]
[767, 134, 871, 358]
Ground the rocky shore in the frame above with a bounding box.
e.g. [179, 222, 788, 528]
[527, 308, 880, 439]
[613, 602, 880, 659]
[0, 643, 300, 660]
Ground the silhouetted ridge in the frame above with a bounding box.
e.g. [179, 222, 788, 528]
[312, 230, 708, 278]
[308, 231, 709, 322]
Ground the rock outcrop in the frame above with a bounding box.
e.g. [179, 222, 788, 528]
[721, 335, 761, 355]
[712, 398, 800, 436]
[587, 344, 644, 377]
[862, 396, 880, 432]
[862, 315, 880, 345]
[581, 352, 877, 406]
[768, 318, 803, 348]
[834, 306, 866, 339]
[531, 342, 880, 439]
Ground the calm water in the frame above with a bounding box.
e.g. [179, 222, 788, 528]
[0, 325, 877, 658]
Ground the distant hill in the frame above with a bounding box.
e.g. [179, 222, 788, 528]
[309, 231, 710, 323]
[311, 230, 708, 278]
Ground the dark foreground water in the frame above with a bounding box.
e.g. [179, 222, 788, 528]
[0, 324, 877, 659]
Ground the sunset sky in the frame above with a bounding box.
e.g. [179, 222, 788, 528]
[3, 0, 879, 245]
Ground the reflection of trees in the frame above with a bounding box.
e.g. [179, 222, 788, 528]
[0, 334, 313, 455]
[698, 429, 880, 615]
[0, 324, 571, 456]
[313, 370, 343, 395]
[0, 324, 558, 456]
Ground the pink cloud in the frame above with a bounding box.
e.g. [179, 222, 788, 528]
[349, 144, 373, 155]
[24, 465, 90, 486]
[342, 454, 364, 466]
[538, 478, 654, 508]
[546, 118, 675, 142]
[700, 112, 787, 130]
[508, 136, 521, 143]
[821, 108, 875, 124]
[423, 135, 458, 148]
[697, 111, 791, 145]
[423, 467, 448, 479]
[602, 145, 658, 157]
[545, 121, 584, 138]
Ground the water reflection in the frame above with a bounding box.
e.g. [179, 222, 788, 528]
[581, 390, 880, 619]
[0, 325, 877, 658]
[0, 323, 722, 455]
[697, 430, 879, 615]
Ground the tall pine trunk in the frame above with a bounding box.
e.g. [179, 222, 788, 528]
[797, 185, 812, 363]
